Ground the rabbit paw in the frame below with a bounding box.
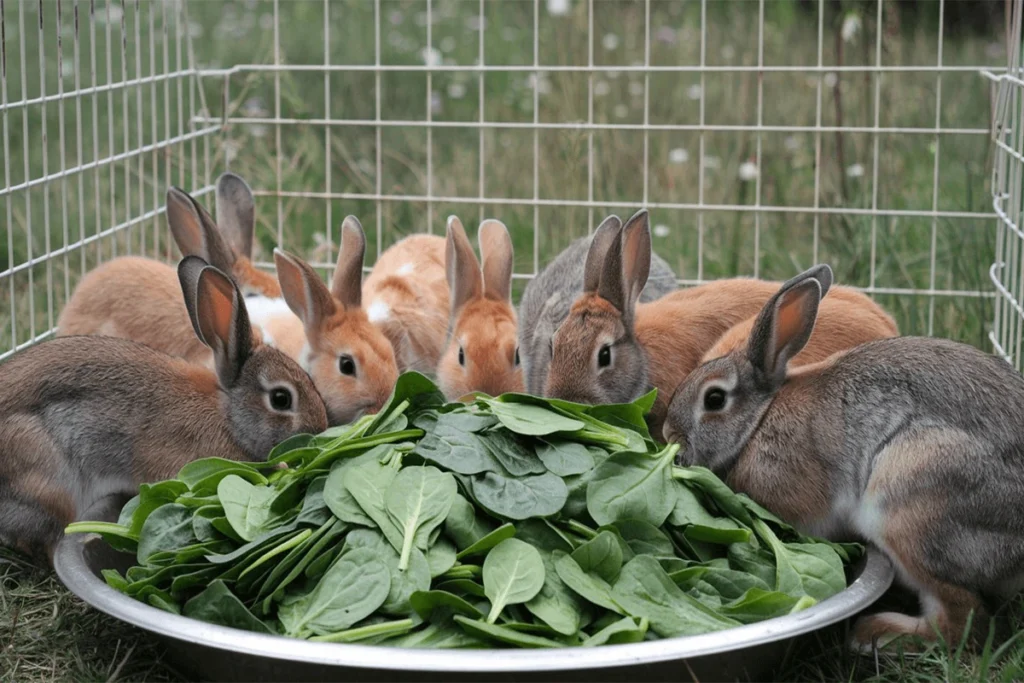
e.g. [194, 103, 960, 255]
[850, 612, 933, 655]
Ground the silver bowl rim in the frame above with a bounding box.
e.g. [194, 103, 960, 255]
[54, 532, 894, 673]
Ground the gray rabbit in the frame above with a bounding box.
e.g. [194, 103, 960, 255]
[664, 263, 1024, 651]
[518, 214, 678, 395]
[0, 257, 328, 564]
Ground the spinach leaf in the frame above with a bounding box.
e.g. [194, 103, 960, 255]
[295, 476, 332, 528]
[367, 371, 445, 436]
[383, 465, 457, 570]
[409, 590, 486, 622]
[586, 446, 677, 527]
[570, 530, 623, 584]
[426, 538, 458, 578]
[524, 549, 586, 636]
[380, 622, 484, 649]
[554, 551, 624, 615]
[217, 475, 281, 542]
[753, 520, 846, 601]
[610, 520, 675, 558]
[482, 538, 545, 623]
[278, 547, 391, 637]
[178, 458, 268, 494]
[413, 416, 499, 475]
[483, 399, 585, 436]
[443, 494, 496, 550]
[582, 616, 648, 646]
[343, 460, 404, 551]
[535, 439, 595, 477]
[137, 504, 195, 566]
[480, 430, 546, 476]
[345, 529, 431, 616]
[453, 616, 566, 648]
[469, 471, 567, 520]
[182, 580, 273, 634]
[718, 588, 815, 624]
[455, 523, 515, 560]
[611, 555, 740, 637]
[310, 618, 417, 644]
[672, 466, 753, 526]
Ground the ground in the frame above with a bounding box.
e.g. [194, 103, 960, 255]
[0, 0, 1019, 680]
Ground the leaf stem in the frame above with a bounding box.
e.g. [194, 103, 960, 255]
[310, 618, 415, 643]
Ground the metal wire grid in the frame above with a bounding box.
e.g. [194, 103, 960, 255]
[987, 0, 1024, 370]
[0, 0, 1011, 361]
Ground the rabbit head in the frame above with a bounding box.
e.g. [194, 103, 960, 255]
[543, 210, 652, 405]
[437, 216, 523, 399]
[177, 256, 328, 455]
[663, 265, 832, 473]
[167, 173, 282, 298]
[273, 216, 399, 425]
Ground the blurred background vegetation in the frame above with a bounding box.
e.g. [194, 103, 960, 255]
[0, 0, 1007, 353]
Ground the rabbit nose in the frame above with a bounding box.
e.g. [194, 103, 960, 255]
[662, 423, 685, 448]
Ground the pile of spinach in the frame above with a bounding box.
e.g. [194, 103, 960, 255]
[66, 373, 862, 649]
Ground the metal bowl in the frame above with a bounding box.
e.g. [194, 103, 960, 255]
[55, 526, 893, 682]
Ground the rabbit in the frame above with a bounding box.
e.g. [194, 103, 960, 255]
[436, 215, 523, 400]
[361, 230, 450, 374]
[543, 209, 897, 436]
[0, 256, 328, 564]
[56, 173, 285, 367]
[518, 213, 679, 396]
[271, 216, 400, 426]
[700, 283, 899, 365]
[662, 263, 1024, 652]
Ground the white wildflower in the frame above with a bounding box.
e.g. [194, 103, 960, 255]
[431, 91, 443, 115]
[824, 72, 838, 88]
[784, 135, 802, 151]
[95, 3, 123, 24]
[628, 81, 645, 97]
[594, 80, 611, 97]
[607, 70, 621, 80]
[547, 0, 571, 16]
[528, 73, 552, 95]
[613, 104, 629, 119]
[686, 84, 702, 100]
[61, 61, 76, 79]
[720, 44, 736, 61]
[703, 155, 721, 170]
[738, 160, 759, 181]
[421, 47, 443, 67]
[249, 124, 267, 139]
[669, 148, 689, 165]
[602, 33, 620, 51]
[841, 12, 861, 43]
[440, 36, 456, 53]
[447, 82, 467, 100]
[655, 26, 676, 44]
[846, 163, 864, 178]
[653, 224, 670, 238]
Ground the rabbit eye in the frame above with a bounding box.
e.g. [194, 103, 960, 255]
[514, 347, 520, 367]
[338, 354, 357, 377]
[269, 387, 294, 412]
[703, 387, 727, 412]
[597, 345, 612, 368]
[458, 346, 466, 366]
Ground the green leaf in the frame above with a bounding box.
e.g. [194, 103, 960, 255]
[443, 494, 496, 550]
[409, 590, 486, 622]
[345, 528, 431, 616]
[570, 530, 623, 584]
[611, 556, 740, 637]
[136, 504, 196, 566]
[453, 615, 566, 648]
[63, 521, 139, 554]
[480, 430, 546, 476]
[384, 466, 457, 570]
[128, 480, 188, 536]
[379, 622, 484, 649]
[260, 520, 348, 613]
[672, 466, 753, 526]
[610, 520, 675, 558]
[586, 446, 678, 527]
[753, 519, 846, 601]
[182, 580, 273, 634]
[310, 618, 418, 644]
[718, 588, 815, 624]
[367, 371, 445, 436]
[535, 439, 595, 477]
[553, 551, 624, 615]
[469, 471, 568, 520]
[217, 475, 280, 542]
[178, 458, 268, 494]
[278, 547, 391, 637]
[483, 399, 585, 436]
[482, 538, 546, 624]
[426, 537, 459, 578]
[455, 523, 516, 560]
[582, 616, 648, 646]
[524, 549, 586, 636]
[412, 414, 501, 475]
[343, 460, 404, 551]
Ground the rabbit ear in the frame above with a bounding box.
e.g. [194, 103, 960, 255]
[620, 208, 652, 315]
[747, 266, 828, 387]
[583, 214, 623, 294]
[274, 248, 337, 336]
[446, 215, 483, 316]
[331, 216, 365, 309]
[178, 255, 211, 342]
[479, 219, 513, 302]
[195, 265, 253, 386]
[166, 187, 237, 275]
[215, 172, 255, 258]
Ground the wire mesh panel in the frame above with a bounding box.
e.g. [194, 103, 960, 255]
[0, 0, 1013, 359]
[988, 0, 1024, 371]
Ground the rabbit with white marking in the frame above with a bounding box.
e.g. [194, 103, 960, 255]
[664, 264, 1024, 651]
[0, 257, 327, 563]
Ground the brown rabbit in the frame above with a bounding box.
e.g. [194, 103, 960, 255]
[57, 174, 282, 367]
[0, 257, 327, 564]
[545, 209, 897, 435]
[272, 217, 399, 426]
[362, 231, 450, 374]
[436, 216, 523, 400]
[664, 264, 1024, 652]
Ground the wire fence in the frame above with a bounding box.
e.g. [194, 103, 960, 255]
[0, 0, 1014, 361]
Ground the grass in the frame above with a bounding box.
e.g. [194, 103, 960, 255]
[0, 0, 1019, 680]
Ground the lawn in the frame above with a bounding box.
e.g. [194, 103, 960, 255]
[1, 0, 1020, 680]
